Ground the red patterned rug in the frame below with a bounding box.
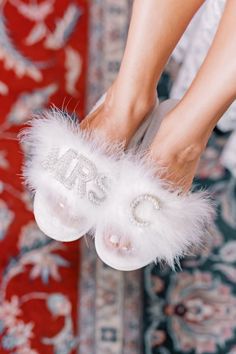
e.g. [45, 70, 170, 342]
[0, 1, 88, 353]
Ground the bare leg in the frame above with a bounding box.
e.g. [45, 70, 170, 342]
[81, 0, 204, 142]
[150, 0, 236, 191]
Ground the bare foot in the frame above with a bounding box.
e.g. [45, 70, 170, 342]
[81, 81, 207, 193]
[80, 82, 157, 146]
[149, 108, 209, 192]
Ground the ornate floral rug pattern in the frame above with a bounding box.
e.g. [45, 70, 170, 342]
[0, 1, 88, 353]
[144, 132, 236, 354]
[1, 1, 234, 354]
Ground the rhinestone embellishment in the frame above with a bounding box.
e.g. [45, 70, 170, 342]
[130, 194, 160, 227]
[88, 174, 109, 205]
[41, 147, 108, 205]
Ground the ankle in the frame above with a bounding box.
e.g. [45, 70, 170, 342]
[151, 111, 206, 164]
[104, 82, 157, 126]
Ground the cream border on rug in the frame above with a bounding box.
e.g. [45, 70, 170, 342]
[79, 1, 143, 354]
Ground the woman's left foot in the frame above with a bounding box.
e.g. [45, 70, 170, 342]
[148, 108, 205, 192]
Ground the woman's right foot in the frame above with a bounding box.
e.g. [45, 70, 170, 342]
[80, 82, 158, 147]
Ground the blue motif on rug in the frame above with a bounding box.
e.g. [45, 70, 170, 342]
[143, 130, 236, 354]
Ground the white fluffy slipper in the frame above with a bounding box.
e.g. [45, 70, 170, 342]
[20, 97, 159, 242]
[94, 100, 215, 271]
[20, 110, 118, 241]
[20, 97, 214, 270]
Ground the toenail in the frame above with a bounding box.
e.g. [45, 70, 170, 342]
[59, 202, 65, 209]
[109, 234, 120, 245]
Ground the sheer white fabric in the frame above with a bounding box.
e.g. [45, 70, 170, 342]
[170, 0, 236, 176]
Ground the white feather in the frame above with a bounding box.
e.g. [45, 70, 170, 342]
[19, 107, 122, 240]
[95, 153, 215, 270]
[19, 99, 215, 270]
